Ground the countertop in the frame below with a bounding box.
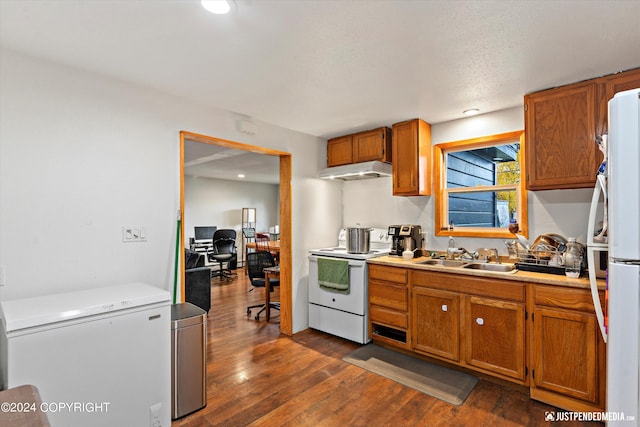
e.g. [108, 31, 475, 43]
[367, 255, 606, 291]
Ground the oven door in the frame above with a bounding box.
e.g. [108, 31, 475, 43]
[308, 255, 367, 315]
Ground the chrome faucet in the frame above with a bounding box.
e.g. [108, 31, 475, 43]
[476, 248, 501, 263]
[458, 247, 476, 260]
[446, 237, 477, 260]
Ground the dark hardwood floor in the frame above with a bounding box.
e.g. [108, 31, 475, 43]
[172, 271, 603, 427]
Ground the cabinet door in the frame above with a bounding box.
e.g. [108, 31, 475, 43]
[392, 119, 431, 196]
[532, 307, 598, 403]
[353, 128, 390, 163]
[525, 82, 601, 190]
[327, 135, 353, 167]
[598, 68, 640, 135]
[464, 296, 526, 381]
[605, 67, 640, 100]
[412, 286, 460, 361]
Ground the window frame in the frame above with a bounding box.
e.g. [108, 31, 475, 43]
[434, 130, 528, 239]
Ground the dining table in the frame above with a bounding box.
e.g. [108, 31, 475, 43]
[245, 240, 280, 252]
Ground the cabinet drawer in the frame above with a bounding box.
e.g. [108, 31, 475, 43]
[369, 264, 407, 284]
[411, 270, 525, 302]
[370, 305, 407, 329]
[534, 285, 602, 312]
[369, 281, 407, 311]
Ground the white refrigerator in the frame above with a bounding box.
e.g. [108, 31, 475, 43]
[0, 283, 171, 427]
[607, 87, 640, 425]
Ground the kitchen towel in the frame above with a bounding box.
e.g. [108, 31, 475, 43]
[318, 257, 350, 293]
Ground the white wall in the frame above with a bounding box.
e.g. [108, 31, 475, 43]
[0, 47, 595, 334]
[184, 175, 279, 262]
[0, 48, 343, 333]
[344, 107, 594, 253]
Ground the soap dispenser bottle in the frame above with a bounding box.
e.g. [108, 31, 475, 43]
[447, 236, 457, 259]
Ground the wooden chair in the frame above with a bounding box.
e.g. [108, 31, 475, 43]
[242, 227, 256, 275]
[256, 232, 278, 264]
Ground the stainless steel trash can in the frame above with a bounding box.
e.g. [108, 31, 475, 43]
[171, 303, 207, 419]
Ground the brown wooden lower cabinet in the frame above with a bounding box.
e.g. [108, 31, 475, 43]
[368, 264, 410, 349]
[464, 296, 526, 381]
[530, 285, 606, 412]
[410, 283, 526, 383]
[412, 286, 460, 361]
[367, 264, 606, 413]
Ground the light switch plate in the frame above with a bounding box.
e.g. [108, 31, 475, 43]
[123, 226, 147, 243]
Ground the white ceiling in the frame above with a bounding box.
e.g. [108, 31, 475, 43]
[2, 0, 639, 183]
[183, 139, 280, 184]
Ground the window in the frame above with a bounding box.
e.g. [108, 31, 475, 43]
[434, 131, 528, 238]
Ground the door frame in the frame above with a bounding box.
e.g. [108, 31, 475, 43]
[180, 130, 293, 335]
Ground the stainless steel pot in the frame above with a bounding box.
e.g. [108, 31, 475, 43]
[346, 227, 371, 253]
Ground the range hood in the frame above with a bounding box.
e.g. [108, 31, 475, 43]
[319, 161, 392, 181]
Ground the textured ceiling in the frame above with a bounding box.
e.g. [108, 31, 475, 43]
[2, 0, 639, 182]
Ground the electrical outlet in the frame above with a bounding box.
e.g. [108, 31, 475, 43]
[149, 402, 162, 427]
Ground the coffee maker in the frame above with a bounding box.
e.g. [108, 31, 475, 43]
[388, 225, 423, 257]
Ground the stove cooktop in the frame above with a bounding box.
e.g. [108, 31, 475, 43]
[308, 247, 389, 260]
[309, 227, 392, 260]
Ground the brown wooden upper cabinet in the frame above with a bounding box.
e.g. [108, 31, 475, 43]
[600, 68, 640, 136]
[525, 67, 640, 190]
[326, 127, 391, 167]
[392, 118, 432, 196]
[524, 80, 599, 190]
[327, 135, 354, 167]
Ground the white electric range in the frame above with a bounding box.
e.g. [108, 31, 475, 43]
[308, 228, 390, 343]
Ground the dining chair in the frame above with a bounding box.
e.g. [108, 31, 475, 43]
[256, 232, 279, 264]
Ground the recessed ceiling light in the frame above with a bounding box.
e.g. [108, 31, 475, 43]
[201, 0, 233, 14]
[463, 108, 480, 116]
[237, 174, 245, 179]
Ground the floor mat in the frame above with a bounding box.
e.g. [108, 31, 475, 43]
[343, 344, 478, 405]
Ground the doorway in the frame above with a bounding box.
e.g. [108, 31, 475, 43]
[179, 130, 292, 335]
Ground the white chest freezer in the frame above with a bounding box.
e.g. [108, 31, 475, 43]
[0, 282, 171, 427]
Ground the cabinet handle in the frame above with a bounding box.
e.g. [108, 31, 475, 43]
[476, 317, 484, 326]
[441, 304, 448, 312]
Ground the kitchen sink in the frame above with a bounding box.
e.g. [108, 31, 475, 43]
[417, 259, 469, 268]
[417, 258, 517, 272]
[463, 263, 516, 272]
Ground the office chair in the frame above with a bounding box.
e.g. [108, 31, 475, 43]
[246, 251, 280, 320]
[207, 229, 237, 281]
